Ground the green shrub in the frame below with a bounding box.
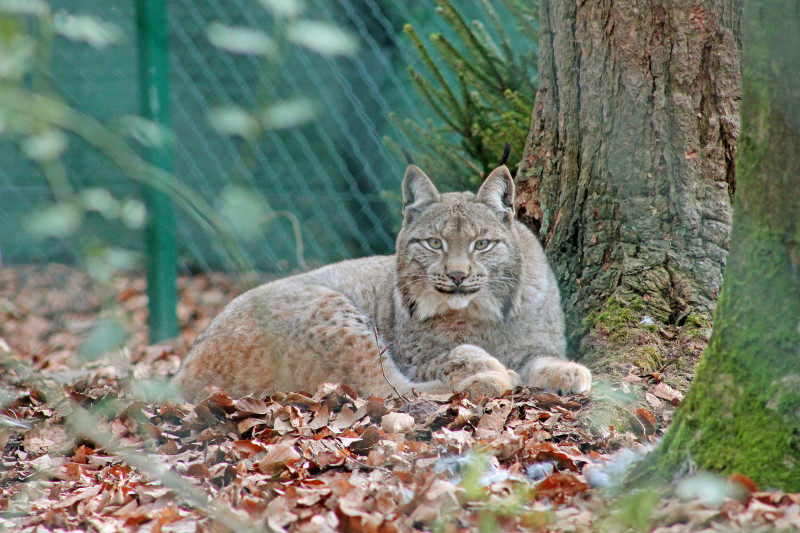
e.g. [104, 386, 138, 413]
[389, 0, 539, 189]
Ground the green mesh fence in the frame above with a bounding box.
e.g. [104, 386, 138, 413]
[0, 0, 518, 275]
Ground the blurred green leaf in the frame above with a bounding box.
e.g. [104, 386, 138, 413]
[217, 185, 271, 242]
[208, 106, 260, 138]
[614, 490, 659, 532]
[20, 129, 68, 161]
[0, 0, 49, 16]
[24, 203, 82, 238]
[131, 378, 184, 402]
[119, 199, 146, 229]
[206, 22, 276, 57]
[258, 0, 303, 18]
[0, 30, 35, 80]
[53, 12, 122, 49]
[676, 472, 733, 508]
[79, 316, 129, 361]
[117, 116, 173, 149]
[260, 98, 316, 130]
[79, 188, 119, 218]
[287, 20, 358, 56]
[85, 246, 143, 283]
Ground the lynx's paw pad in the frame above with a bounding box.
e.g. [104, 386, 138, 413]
[528, 360, 592, 395]
[456, 369, 520, 399]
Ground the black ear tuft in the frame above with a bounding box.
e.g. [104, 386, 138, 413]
[498, 143, 511, 166]
[401, 147, 415, 165]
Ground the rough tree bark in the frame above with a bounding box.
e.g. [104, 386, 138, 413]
[636, 0, 800, 490]
[515, 1, 741, 351]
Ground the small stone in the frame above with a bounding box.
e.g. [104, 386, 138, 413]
[381, 412, 415, 434]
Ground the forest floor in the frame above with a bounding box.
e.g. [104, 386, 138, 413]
[1, 265, 799, 532]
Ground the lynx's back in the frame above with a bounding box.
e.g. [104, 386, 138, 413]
[175, 162, 591, 402]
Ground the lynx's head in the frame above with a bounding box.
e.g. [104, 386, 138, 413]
[394, 164, 523, 322]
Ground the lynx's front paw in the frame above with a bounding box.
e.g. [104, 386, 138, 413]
[526, 357, 591, 395]
[456, 369, 520, 399]
[442, 344, 519, 398]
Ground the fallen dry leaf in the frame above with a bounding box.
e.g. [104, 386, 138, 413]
[652, 381, 684, 405]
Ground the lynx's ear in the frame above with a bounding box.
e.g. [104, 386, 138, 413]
[402, 165, 440, 224]
[476, 165, 515, 223]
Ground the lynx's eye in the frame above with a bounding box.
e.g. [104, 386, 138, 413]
[474, 239, 492, 251]
[425, 237, 443, 250]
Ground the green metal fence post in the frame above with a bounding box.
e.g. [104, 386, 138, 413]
[136, 0, 179, 342]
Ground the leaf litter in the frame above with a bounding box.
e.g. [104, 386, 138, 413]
[1, 265, 799, 532]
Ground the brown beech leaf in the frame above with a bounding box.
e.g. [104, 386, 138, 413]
[349, 425, 381, 455]
[210, 463, 237, 487]
[233, 397, 269, 415]
[204, 388, 234, 409]
[308, 404, 331, 430]
[237, 417, 266, 435]
[729, 472, 758, 497]
[477, 398, 512, 432]
[193, 403, 221, 425]
[652, 382, 684, 406]
[258, 443, 302, 474]
[337, 383, 359, 400]
[634, 408, 657, 436]
[536, 472, 589, 504]
[533, 392, 563, 408]
[366, 397, 389, 421]
[184, 461, 211, 479]
[266, 496, 299, 531]
[51, 485, 103, 509]
[524, 441, 582, 471]
[232, 439, 267, 458]
[285, 392, 317, 410]
[23, 423, 71, 456]
[332, 406, 357, 430]
[644, 371, 663, 383]
[72, 444, 95, 464]
[433, 427, 472, 454]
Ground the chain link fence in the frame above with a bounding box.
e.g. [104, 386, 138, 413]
[1, 0, 495, 274]
[0, 0, 530, 349]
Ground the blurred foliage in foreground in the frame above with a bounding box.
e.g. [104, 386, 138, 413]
[0, 0, 360, 356]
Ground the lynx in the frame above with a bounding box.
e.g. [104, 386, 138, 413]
[175, 162, 591, 402]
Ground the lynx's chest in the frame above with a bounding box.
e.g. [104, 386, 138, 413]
[424, 307, 485, 332]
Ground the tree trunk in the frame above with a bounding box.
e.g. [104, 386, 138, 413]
[636, 0, 800, 490]
[515, 1, 741, 351]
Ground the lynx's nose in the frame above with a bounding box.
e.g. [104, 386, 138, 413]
[447, 271, 468, 286]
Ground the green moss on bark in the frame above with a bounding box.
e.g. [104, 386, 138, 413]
[637, 0, 800, 490]
[585, 296, 647, 340]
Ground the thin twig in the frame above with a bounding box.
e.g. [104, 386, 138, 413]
[373, 327, 410, 402]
